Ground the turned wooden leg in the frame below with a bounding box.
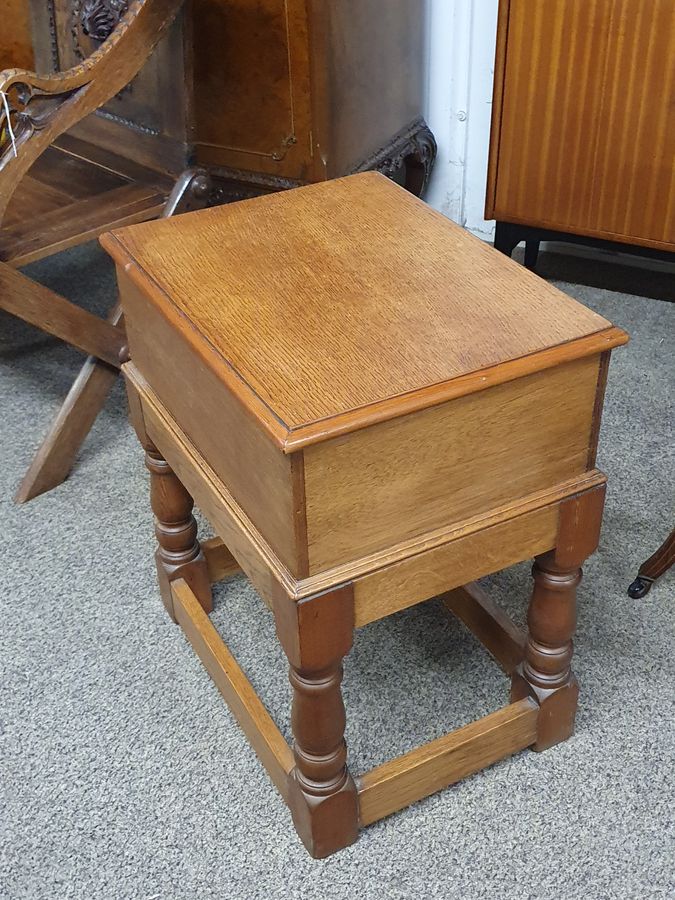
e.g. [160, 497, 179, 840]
[511, 552, 580, 751]
[274, 585, 358, 858]
[145, 444, 212, 620]
[511, 487, 605, 751]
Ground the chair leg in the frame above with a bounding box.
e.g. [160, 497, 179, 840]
[15, 354, 119, 502]
[14, 302, 123, 503]
[628, 528, 675, 598]
[14, 170, 214, 504]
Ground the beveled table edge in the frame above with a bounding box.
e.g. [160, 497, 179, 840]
[104, 232, 629, 453]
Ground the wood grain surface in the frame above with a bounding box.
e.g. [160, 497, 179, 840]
[488, 0, 675, 250]
[303, 355, 601, 571]
[105, 172, 620, 439]
[357, 699, 538, 826]
[119, 268, 308, 578]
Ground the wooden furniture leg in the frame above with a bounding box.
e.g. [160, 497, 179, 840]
[628, 528, 675, 598]
[145, 442, 212, 620]
[14, 303, 122, 503]
[274, 585, 359, 859]
[13, 167, 215, 504]
[511, 487, 605, 751]
[493, 221, 520, 258]
[524, 240, 541, 271]
[510, 551, 581, 751]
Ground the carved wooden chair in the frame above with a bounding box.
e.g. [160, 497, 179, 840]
[0, 0, 209, 502]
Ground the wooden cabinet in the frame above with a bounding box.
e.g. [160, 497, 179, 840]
[487, 0, 675, 262]
[29, 0, 435, 198]
[1, 0, 34, 69]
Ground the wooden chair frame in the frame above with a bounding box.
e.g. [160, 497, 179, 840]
[0, 0, 197, 503]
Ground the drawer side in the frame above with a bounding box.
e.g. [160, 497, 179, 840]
[118, 268, 307, 578]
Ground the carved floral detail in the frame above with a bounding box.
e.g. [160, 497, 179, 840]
[81, 0, 129, 43]
[71, 0, 129, 60]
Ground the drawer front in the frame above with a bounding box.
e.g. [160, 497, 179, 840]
[302, 355, 603, 573]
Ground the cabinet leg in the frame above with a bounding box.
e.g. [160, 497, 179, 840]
[511, 551, 581, 751]
[494, 221, 520, 258]
[402, 122, 438, 197]
[524, 240, 541, 271]
[145, 445, 212, 620]
[274, 585, 358, 858]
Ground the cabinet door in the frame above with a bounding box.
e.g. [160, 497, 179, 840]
[589, 0, 675, 247]
[192, 0, 314, 182]
[489, 0, 675, 250]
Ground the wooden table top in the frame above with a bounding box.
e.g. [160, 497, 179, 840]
[103, 173, 627, 447]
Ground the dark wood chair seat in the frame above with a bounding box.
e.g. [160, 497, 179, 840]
[1, 136, 172, 267]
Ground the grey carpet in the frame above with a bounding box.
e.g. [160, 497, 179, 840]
[1, 246, 673, 900]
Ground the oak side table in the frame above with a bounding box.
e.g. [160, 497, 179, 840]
[101, 173, 628, 858]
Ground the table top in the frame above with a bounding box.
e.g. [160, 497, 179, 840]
[103, 173, 627, 449]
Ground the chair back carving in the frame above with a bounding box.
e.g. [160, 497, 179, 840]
[0, 0, 184, 226]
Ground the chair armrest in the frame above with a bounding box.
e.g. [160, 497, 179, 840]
[0, 0, 184, 224]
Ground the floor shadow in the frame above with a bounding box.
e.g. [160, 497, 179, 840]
[513, 248, 675, 302]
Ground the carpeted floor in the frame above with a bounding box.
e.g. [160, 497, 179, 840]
[1, 244, 673, 900]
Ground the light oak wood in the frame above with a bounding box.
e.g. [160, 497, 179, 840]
[128, 363, 610, 620]
[487, 0, 675, 251]
[303, 355, 601, 571]
[136, 372, 283, 608]
[353, 501, 558, 627]
[102, 173, 624, 445]
[443, 583, 526, 675]
[111, 172, 625, 856]
[357, 699, 538, 826]
[172, 579, 295, 802]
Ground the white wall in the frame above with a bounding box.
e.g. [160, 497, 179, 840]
[424, 0, 500, 239]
